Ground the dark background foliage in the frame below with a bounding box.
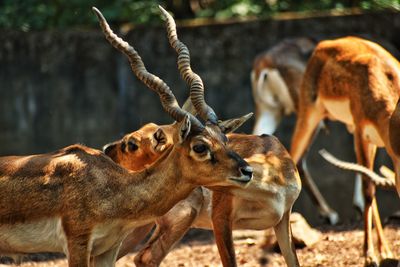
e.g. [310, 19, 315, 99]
[1, 0, 399, 31]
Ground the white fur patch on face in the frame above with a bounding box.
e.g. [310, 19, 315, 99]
[189, 138, 212, 162]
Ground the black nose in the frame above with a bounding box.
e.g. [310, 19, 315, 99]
[239, 165, 253, 180]
[103, 143, 117, 156]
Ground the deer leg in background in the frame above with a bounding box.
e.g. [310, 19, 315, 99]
[133, 208, 199, 267]
[273, 209, 300, 267]
[94, 243, 122, 267]
[372, 199, 393, 259]
[211, 193, 236, 267]
[292, 113, 339, 224]
[134, 190, 203, 267]
[117, 223, 155, 259]
[353, 173, 365, 215]
[353, 130, 380, 267]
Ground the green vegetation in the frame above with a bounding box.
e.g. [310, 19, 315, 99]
[1, 0, 399, 31]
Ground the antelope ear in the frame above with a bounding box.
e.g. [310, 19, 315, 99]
[178, 114, 191, 143]
[153, 128, 168, 152]
[219, 113, 253, 133]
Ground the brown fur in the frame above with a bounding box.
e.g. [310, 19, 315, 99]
[0, 118, 251, 266]
[290, 36, 400, 266]
[105, 125, 301, 267]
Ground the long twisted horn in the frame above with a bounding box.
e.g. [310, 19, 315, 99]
[92, 7, 204, 130]
[159, 6, 218, 125]
[319, 149, 395, 187]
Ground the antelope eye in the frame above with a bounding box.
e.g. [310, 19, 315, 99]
[120, 142, 126, 152]
[193, 144, 207, 154]
[127, 140, 139, 152]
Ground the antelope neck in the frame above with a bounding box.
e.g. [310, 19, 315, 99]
[122, 145, 195, 219]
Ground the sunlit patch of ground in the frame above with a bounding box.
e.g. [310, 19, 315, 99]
[2, 223, 399, 267]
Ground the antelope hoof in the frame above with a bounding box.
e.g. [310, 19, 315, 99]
[364, 255, 379, 267]
[378, 258, 400, 267]
[379, 249, 394, 260]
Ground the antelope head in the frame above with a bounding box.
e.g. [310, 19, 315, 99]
[103, 107, 252, 173]
[103, 123, 174, 171]
[94, 7, 253, 187]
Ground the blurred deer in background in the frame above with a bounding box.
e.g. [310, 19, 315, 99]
[0, 7, 254, 267]
[290, 36, 400, 266]
[251, 38, 315, 135]
[103, 7, 302, 267]
[251, 38, 341, 224]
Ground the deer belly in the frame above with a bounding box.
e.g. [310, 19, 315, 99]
[231, 198, 283, 230]
[90, 220, 141, 256]
[0, 218, 66, 254]
[362, 123, 385, 147]
[321, 98, 384, 147]
[321, 98, 354, 126]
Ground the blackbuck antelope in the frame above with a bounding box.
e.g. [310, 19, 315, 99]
[0, 7, 253, 267]
[290, 36, 400, 266]
[106, 124, 301, 267]
[251, 38, 340, 224]
[103, 8, 302, 267]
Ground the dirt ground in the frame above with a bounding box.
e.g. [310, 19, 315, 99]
[1, 221, 399, 267]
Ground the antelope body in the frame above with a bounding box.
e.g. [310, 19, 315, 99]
[0, 7, 253, 267]
[104, 124, 301, 267]
[290, 36, 400, 266]
[0, 112, 250, 267]
[0, 145, 200, 255]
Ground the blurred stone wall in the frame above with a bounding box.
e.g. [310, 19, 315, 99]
[0, 12, 399, 225]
